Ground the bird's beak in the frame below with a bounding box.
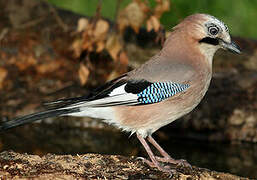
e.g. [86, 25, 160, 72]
[220, 39, 241, 54]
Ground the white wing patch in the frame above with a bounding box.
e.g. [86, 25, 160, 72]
[108, 84, 127, 96]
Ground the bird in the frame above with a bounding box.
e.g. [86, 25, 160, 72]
[0, 14, 241, 173]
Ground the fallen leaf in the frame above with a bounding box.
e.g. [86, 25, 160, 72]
[78, 63, 90, 85]
[146, 18, 153, 32]
[118, 1, 146, 33]
[82, 38, 93, 52]
[96, 41, 105, 52]
[93, 19, 109, 41]
[154, 0, 170, 19]
[136, 0, 149, 13]
[117, 51, 129, 73]
[71, 38, 83, 58]
[117, 12, 129, 33]
[0, 67, 8, 89]
[146, 15, 160, 32]
[37, 60, 61, 74]
[81, 23, 94, 52]
[15, 54, 37, 71]
[106, 34, 122, 61]
[77, 18, 89, 32]
[80, 19, 109, 54]
[118, 51, 129, 67]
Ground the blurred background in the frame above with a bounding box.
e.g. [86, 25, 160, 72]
[48, 0, 257, 38]
[0, 0, 256, 178]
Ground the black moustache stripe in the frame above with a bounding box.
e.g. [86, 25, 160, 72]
[199, 37, 219, 45]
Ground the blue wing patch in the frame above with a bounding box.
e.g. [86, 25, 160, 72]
[137, 82, 189, 104]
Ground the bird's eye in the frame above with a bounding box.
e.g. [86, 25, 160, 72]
[208, 26, 219, 36]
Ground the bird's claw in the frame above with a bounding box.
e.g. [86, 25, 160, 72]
[136, 156, 176, 176]
[155, 156, 192, 169]
[176, 159, 192, 169]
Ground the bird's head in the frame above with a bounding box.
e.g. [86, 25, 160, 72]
[173, 14, 241, 58]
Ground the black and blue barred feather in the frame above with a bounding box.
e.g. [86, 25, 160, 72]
[137, 82, 190, 104]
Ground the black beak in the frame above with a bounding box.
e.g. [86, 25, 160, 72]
[220, 39, 241, 54]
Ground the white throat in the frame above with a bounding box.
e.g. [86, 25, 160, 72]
[199, 43, 219, 67]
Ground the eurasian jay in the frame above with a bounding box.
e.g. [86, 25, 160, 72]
[0, 14, 241, 173]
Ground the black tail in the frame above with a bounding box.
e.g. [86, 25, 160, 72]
[0, 108, 79, 132]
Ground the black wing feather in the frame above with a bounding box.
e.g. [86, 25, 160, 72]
[87, 74, 128, 100]
[125, 80, 152, 94]
[44, 74, 128, 109]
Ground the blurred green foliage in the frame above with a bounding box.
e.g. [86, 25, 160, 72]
[48, 0, 257, 38]
[47, 0, 131, 19]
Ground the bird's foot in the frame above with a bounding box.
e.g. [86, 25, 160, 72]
[137, 157, 176, 176]
[155, 156, 192, 169]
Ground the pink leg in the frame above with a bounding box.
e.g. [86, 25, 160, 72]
[147, 135, 192, 168]
[136, 133, 172, 173]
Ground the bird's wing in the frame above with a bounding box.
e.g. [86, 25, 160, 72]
[45, 55, 194, 109]
[61, 77, 190, 109]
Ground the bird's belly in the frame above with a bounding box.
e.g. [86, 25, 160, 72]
[112, 95, 197, 137]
